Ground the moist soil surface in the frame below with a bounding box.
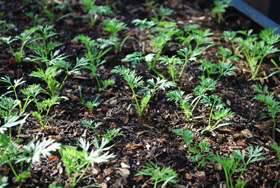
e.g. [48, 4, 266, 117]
[0, 0, 280, 187]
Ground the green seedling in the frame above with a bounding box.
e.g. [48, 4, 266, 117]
[222, 31, 243, 56]
[112, 66, 176, 117]
[159, 55, 183, 83]
[76, 35, 114, 91]
[136, 162, 178, 188]
[253, 84, 280, 140]
[271, 142, 280, 161]
[40, 0, 72, 23]
[132, 19, 178, 75]
[82, 0, 111, 26]
[102, 18, 129, 52]
[0, 20, 15, 34]
[0, 76, 26, 112]
[25, 12, 45, 26]
[167, 77, 217, 121]
[0, 176, 8, 187]
[151, 5, 173, 23]
[101, 78, 115, 90]
[82, 120, 123, 143]
[145, 0, 158, 10]
[237, 28, 280, 80]
[198, 59, 237, 81]
[201, 95, 234, 133]
[176, 27, 214, 54]
[121, 51, 155, 69]
[31, 95, 64, 129]
[215, 146, 265, 188]
[189, 141, 215, 168]
[211, 0, 232, 24]
[30, 57, 89, 97]
[59, 137, 114, 187]
[79, 93, 100, 115]
[0, 135, 60, 186]
[177, 47, 202, 81]
[28, 25, 63, 57]
[172, 129, 194, 151]
[0, 27, 38, 63]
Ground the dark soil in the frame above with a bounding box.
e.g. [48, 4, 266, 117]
[0, 0, 280, 188]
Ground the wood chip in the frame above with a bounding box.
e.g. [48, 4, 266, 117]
[241, 129, 253, 138]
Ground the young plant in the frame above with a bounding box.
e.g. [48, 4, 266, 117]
[102, 18, 129, 52]
[101, 78, 115, 90]
[177, 47, 202, 81]
[201, 95, 234, 133]
[79, 93, 100, 115]
[82, 0, 111, 26]
[31, 95, 64, 129]
[40, 0, 72, 23]
[0, 135, 60, 186]
[29, 57, 89, 97]
[0, 76, 26, 113]
[159, 55, 183, 83]
[151, 5, 173, 23]
[237, 28, 280, 80]
[136, 162, 178, 188]
[28, 25, 63, 57]
[172, 129, 194, 151]
[271, 142, 280, 161]
[167, 77, 217, 121]
[121, 51, 155, 69]
[215, 146, 265, 188]
[211, 0, 232, 24]
[253, 84, 280, 140]
[0, 20, 15, 34]
[0, 176, 8, 187]
[111, 66, 176, 117]
[0, 27, 38, 63]
[76, 34, 114, 91]
[25, 12, 45, 26]
[189, 141, 215, 168]
[59, 137, 115, 187]
[82, 120, 123, 142]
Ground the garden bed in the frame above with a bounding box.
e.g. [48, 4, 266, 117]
[0, 0, 280, 187]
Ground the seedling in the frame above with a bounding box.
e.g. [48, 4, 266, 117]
[151, 5, 173, 23]
[189, 141, 215, 168]
[102, 18, 129, 52]
[0, 176, 8, 187]
[237, 28, 280, 80]
[79, 93, 100, 115]
[82, 120, 123, 142]
[76, 35, 114, 91]
[0, 20, 15, 34]
[0, 135, 60, 185]
[177, 47, 202, 81]
[159, 55, 183, 83]
[0, 27, 38, 63]
[172, 129, 194, 151]
[101, 78, 115, 90]
[40, 0, 72, 23]
[253, 84, 280, 140]
[82, 0, 111, 26]
[25, 12, 45, 26]
[211, 0, 232, 24]
[215, 145, 265, 188]
[136, 162, 178, 188]
[59, 137, 114, 187]
[30, 57, 89, 97]
[201, 95, 234, 133]
[0, 76, 31, 113]
[112, 66, 176, 117]
[31, 95, 64, 129]
[28, 25, 63, 57]
[121, 51, 155, 69]
[271, 142, 280, 161]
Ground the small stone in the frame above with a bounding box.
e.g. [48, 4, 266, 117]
[241, 129, 253, 138]
[236, 139, 247, 147]
[195, 171, 206, 181]
[185, 172, 192, 180]
[214, 163, 222, 171]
